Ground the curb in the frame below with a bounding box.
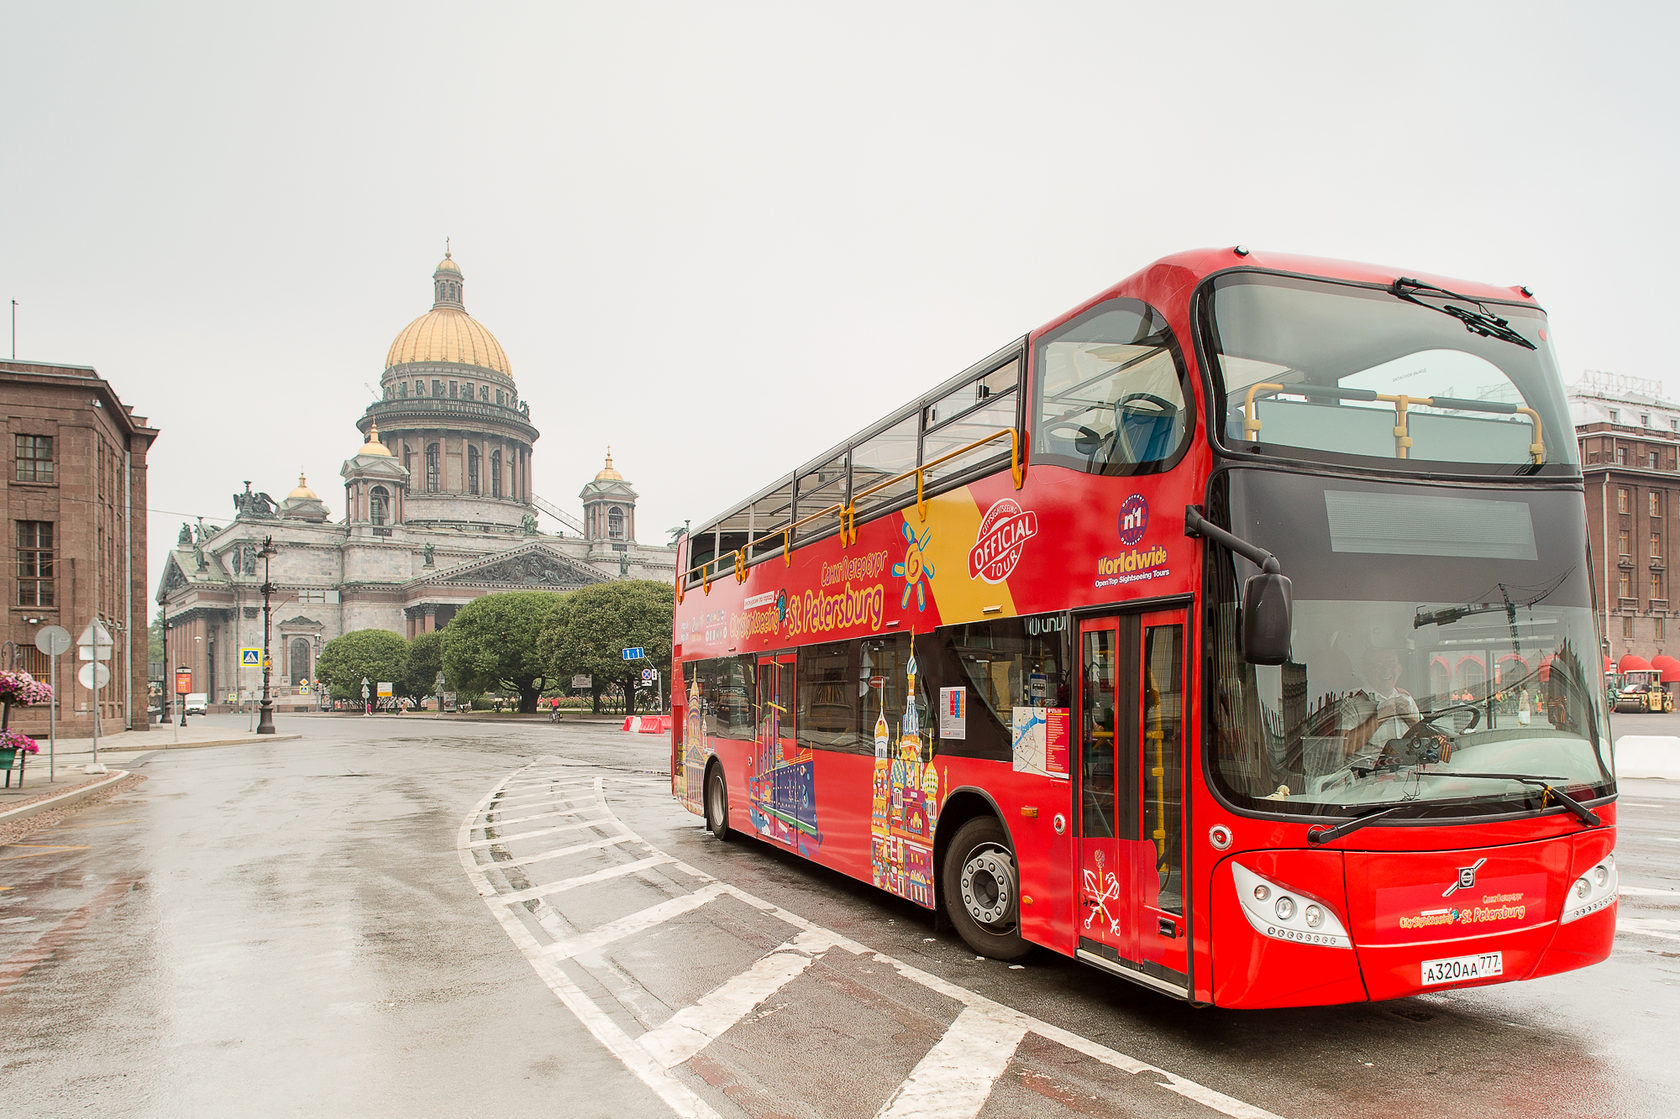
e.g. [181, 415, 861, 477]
[0, 769, 133, 823]
[100, 734, 304, 753]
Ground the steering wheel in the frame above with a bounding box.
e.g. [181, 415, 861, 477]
[1045, 420, 1109, 460]
[1116, 391, 1176, 413]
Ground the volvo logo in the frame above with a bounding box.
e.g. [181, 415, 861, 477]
[1442, 857, 1488, 897]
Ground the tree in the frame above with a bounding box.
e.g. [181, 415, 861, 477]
[149, 606, 165, 665]
[539, 580, 674, 714]
[441, 591, 566, 712]
[402, 630, 445, 702]
[316, 629, 409, 702]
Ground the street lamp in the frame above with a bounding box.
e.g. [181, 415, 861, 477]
[434, 670, 445, 719]
[255, 536, 279, 735]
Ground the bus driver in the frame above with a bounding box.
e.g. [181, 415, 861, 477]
[1341, 647, 1424, 760]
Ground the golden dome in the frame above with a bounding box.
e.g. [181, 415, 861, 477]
[288, 471, 319, 500]
[358, 422, 394, 458]
[595, 449, 623, 481]
[386, 308, 511, 376]
[384, 250, 512, 377]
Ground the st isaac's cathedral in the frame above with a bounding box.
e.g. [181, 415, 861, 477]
[156, 250, 674, 707]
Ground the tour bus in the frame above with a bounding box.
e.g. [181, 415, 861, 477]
[669, 247, 1616, 1008]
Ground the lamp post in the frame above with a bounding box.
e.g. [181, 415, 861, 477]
[256, 536, 278, 735]
[435, 670, 445, 719]
[160, 614, 172, 725]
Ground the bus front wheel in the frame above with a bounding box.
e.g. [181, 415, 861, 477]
[705, 764, 732, 842]
[942, 816, 1030, 961]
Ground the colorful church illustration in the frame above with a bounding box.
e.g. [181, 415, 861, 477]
[871, 652, 942, 905]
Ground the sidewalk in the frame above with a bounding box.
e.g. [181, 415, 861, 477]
[0, 721, 300, 822]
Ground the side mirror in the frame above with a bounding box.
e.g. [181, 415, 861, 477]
[1243, 571, 1293, 665]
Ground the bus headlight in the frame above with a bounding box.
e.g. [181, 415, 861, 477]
[1231, 863, 1351, 948]
[1561, 855, 1617, 925]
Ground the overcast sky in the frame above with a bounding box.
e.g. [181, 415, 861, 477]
[5, 2, 1677, 596]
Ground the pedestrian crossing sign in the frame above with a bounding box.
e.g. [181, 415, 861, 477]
[240, 647, 262, 666]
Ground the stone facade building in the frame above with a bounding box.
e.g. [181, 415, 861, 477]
[2, 359, 157, 735]
[1569, 371, 1680, 664]
[156, 252, 673, 709]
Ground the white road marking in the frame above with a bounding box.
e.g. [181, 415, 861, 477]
[545, 883, 728, 962]
[1619, 801, 1671, 809]
[1619, 917, 1680, 942]
[1655, 837, 1680, 844]
[479, 806, 597, 828]
[468, 833, 634, 872]
[639, 928, 837, 1069]
[1620, 885, 1679, 896]
[488, 856, 677, 906]
[462, 818, 616, 848]
[461, 760, 1289, 1119]
[875, 1005, 1026, 1119]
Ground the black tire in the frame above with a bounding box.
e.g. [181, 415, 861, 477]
[704, 763, 732, 842]
[941, 816, 1030, 961]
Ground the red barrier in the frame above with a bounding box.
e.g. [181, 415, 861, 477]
[620, 715, 670, 734]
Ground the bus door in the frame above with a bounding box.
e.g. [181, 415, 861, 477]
[751, 653, 803, 838]
[1077, 607, 1189, 994]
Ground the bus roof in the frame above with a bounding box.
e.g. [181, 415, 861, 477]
[689, 247, 1542, 534]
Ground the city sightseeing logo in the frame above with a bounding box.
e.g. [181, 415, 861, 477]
[1117, 494, 1148, 546]
[968, 498, 1039, 584]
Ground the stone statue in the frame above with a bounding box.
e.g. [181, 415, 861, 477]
[178, 523, 193, 548]
[243, 546, 257, 576]
[423, 542, 435, 566]
[194, 543, 207, 572]
[521, 512, 538, 536]
[232, 481, 280, 520]
[619, 551, 630, 577]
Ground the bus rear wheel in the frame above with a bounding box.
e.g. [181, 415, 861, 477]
[704, 764, 732, 842]
[942, 816, 1030, 961]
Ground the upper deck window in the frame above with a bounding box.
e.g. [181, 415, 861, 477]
[1032, 300, 1191, 476]
[1202, 272, 1578, 472]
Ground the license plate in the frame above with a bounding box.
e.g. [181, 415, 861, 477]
[1421, 951, 1503, 986]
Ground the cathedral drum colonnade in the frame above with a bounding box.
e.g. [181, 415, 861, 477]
[155, 250, 674, 710]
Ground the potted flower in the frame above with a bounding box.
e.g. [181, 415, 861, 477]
[1, 728, 40, 786]
[0, 669, 52, 788]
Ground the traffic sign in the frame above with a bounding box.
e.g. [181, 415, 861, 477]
[35, 625, 71, 657]
[78, 618, 114, 661]
[641, 667, 655, 683]
[376, 681, 393, 698]
[175, 667, 192, 695]
[240, 647, 262, 666]
[571, 674, 592, 689]
[622, 647, 646, 661]
[78, 662, 111, 690]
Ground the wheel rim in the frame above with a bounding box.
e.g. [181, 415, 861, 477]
[960, 843, 1015, 929]
[708, 773, 724, 824]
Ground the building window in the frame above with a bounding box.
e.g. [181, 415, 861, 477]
[1617, 447, 1629, 465]
[289, 638, 313, 682]
[1652, 493, 1662, 517]
[1652, 573, 1665, 600]
[1658, 618, 1667, 641]
[1642, 414, 1652, 427]
[16, 521, 53, 606]
[450, 381, 458, 399]
[398, 382, 408, 398]
[1619, 572, 1632, 598]
[1609, 409, 1620, 423]
[496, 390, 504, 406]
[1624, 616, 1635, 639]
[426, 444, 440, 493]
[467, 446, 481, 495]
[14, 435, 54, 483]
[1619, 487, 1632, 514]
[1653, 451, 1663, 469]
[490, 450, 502, 498]
[1653, 533, 1663, 559]
[1620, 529, 1631, 556]
[608, 507, 625, 539]
[432, 379, 444, 397]
[370, 486, 390, 526]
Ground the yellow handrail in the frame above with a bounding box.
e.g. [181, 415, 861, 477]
[676, 426, 1025, 586]
[1243, 385, 1545, 465]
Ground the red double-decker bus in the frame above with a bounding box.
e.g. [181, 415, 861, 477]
[669, 247, 1616, 1008]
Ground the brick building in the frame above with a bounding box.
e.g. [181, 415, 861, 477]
[1570, 371, 1680, 665]
[1, 359, 157, 735]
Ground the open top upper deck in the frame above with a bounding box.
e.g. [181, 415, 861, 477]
[682, 247, 1579, 589]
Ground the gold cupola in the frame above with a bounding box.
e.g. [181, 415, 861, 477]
[383, 247, 512, 377]
[357, 421, 394, 457]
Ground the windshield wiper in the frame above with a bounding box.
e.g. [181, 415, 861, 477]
[1307, 803, 1412, 845]
[1390, 277, 1537, 351]
[1413, 771, 1602, 826]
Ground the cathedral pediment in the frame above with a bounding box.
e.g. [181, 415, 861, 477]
[421, 541, 609, 589]
[278, 615, 324, 631]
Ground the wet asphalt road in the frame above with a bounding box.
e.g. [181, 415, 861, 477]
[1, 713, 1677, 1119]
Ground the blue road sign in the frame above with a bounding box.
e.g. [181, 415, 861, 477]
[622, 647, 646, 661]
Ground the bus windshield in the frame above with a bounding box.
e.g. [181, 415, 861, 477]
[1201, 272, 1579, 472]
[1208, 471, 1614, 819]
